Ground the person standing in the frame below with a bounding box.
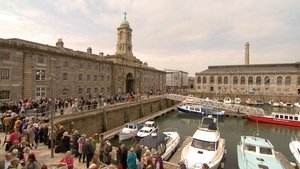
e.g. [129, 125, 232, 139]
[120, 144, 128, 169]
[0, 152, 12, 169]
[127, 147, 137, 169]
[98, 134, 105, 162]
[153, 151, 163, 169]
[60, 132, 70, 153]
[25, 153, 41, 169]
[84, 138, 95, 168]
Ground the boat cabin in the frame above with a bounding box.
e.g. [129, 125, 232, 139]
[139, 132, 169, 155]
[144, 121, 157, 128]
[241, 136, 274, 156]
[272, 112, 299, 121]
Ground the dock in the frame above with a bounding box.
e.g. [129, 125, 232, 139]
[169, 136, 192, 164]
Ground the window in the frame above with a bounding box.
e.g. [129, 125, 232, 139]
[79, 63, 84, 69]
[233, 76, 238, 84]
[63, 61, 68, 67]
[78, 88, 83, 95]
[256, 76, 261, 85]
[203, 77, 207, 84]
[79, 74, 83, 81]
[35, 70, 45, 81]
[94, 75, 97, 81]
[0, 69, 9, 79]
[100, 75, 104, 81]
[285, 76, 291, 85]
[62, 88, 68, 96]
[0, 90, 10, 99]
[87, 88, 91, 94]
[107, 75, 110, 81]
[264, 76, 270, 85]
[0, 52, 10, 60]
[36, 87, 46, 98]
[87, 74, 90, 81]
[277, 76, 282, 85]
[248, 76, 253, 84]
[37, 55, 45, 64]
[94, 88, 98, 93]
[298, 76, 300, 85]
[218, 76, 222, 84]
[63, 73, 68, 80]
[210, 76, 214, 84]
[224, 76, 228, 84]
[240, 76, 246, 84]
[197, 76, 201, 84]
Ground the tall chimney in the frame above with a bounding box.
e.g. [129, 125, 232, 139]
[87, 47, 92, 54]
[245, 42, 250, 65]
[56, 38, 64, 48]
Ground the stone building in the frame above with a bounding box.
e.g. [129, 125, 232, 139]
[195, 43, 300, 98]
[0, 15, 166, 100]
[165, 69, 188, 90]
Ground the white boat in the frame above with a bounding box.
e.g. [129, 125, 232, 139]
[237, 135, 294, 169]
[289, 137, 300, 169]
[234, 98, 242, 104]
[182, 95, 196, 104]
[294, 102, 300, 108]
[254, 99, 264, 106]
[280, 101, 293, 108]
[177, 104, 225, 118]
[223, 97, 232, 104]
[139, 128, 180, 160]
[136, 121, 158, 138]
[119, 122, 143, 141]
[181, 117, 225, 169]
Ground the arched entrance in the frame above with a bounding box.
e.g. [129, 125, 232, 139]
[126, 73, 134, 93]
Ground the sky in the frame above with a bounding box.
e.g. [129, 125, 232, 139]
[1, 0, 300, 76]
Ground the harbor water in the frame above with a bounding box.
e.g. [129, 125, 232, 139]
[115, 104, 300, 169]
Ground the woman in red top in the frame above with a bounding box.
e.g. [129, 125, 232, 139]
[57, 151, 74, 169]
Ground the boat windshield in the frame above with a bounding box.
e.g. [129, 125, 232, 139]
[140, 129, 150, 133]
[144, 123, 154, 128]
[125, 124, 134, 129]
[191, 138, 216, 151]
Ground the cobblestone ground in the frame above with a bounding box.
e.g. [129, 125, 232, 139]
[0, 132, 110, 169]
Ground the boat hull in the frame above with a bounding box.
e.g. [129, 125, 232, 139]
[246, 115, 300, 127]
[177, 106, 225, 118]
[119, 131, 138, 141]
[289, 141, 300, 169]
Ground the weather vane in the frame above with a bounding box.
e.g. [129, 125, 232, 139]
[124, 12, 127, 20]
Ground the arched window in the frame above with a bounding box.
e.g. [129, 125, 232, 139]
[256, 76, 261, 85]
[203, 76, 207, 84]
[233, 76, 238, 84]
[285, 76, 291, 85]
[248, 76, 253, 84]
[240, 76, 246, 84]
[264, 76, 270, 85]
[297, 76, 300, 85]
[210, 76, 214, 84]
[197, 76, 201, 84]
[277, 76, 282, 85]
[224, 76, 228, 84]
[218, 76, 222, 84]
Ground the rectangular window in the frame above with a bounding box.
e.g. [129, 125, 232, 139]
[0, 52, 10, 60]
[87, 88, 91, 94]
[79, 63, 84, 69]
[36, 70, 46, 80]
[107, 75, 110, 81]
[94, 75, 97, 81]
[0, 90, 10, 99]
[1, 69, 9, 79]
[79, 74, 83, 81]
[78, 88, 83, 95]
[63, 73, 68, 80]
[100, 75, 104, 81]
[87, 74, 90, 81]
[36, 87, 46, 98]
[37, 55, 45, 64]
[62, 88, 68, 96]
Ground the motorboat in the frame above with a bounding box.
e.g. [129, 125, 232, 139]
[280, 101, 293, 108]
[237, 135, 294, 169]
[182, 95, 196, 104]
[177, 104, 225, 118]
[245, 98, 255, 106]
[269, 100, 280, 107]
[245, 112, 300, 127]
[289, 137, 300, 169]
[234, 98, 242, 104]
[119, 122, 143, 141]
[181, 117, 225, 169]
[254, 99, 264, 106]
[136, 121, 158, 138]
[223, 97, 232, 104]
[138, 128, 180, 160]
[294, 102, 300, 108]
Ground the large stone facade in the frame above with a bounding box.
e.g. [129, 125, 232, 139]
[195, 63, 300, 97]
[0, 16, 166, 100]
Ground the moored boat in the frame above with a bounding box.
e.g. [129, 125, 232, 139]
[139, 128, 180, 160]
[119, 122, 143, 141]
[237, 135, 294, 169]
[234, 98, 242, 104]
[177, 104, 225, 118]
[294, 102, 300, 108]
[245, 98, 255, 106]
[289, 137, 300, 169]
[223, 97, 232, 104]
[181, 117, 225, 169]
[254, 99, 264, 106]
[136, 121, 158, 138]
[245, 112, 300, 127]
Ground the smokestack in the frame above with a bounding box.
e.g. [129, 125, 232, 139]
[56, 38, 64, 48]
[87, 47, 92, 54]
[245, 42, 250, 65]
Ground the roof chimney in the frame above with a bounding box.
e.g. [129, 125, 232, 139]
[99, 52, 104, 56]
[87, 47, 92, 54]
[56, 38, 64, 48]
[245, 42, 250, 65]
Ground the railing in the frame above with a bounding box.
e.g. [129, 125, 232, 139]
[166, 94, 265, 116]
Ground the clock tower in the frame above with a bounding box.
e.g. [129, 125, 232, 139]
[116, 12, 133, 56]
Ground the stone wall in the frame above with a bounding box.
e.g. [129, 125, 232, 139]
[57, 97, 177, 136]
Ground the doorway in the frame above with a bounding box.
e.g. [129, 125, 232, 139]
[126, 73, 134, 94]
